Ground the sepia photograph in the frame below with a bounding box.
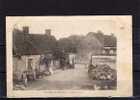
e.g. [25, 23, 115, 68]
[6, 16, 132, 97]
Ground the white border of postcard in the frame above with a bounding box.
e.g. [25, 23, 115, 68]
[6, 16, 132, 98]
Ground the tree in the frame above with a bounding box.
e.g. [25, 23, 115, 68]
[57, 35, 84, 53]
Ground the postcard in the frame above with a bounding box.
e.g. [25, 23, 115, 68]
[6, 16, 132, 97]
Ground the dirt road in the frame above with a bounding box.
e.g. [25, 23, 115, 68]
[26, 64, 93, 90]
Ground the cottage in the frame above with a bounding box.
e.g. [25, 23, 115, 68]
[13, 26, 57, 85]
[102, 34, 117, 55]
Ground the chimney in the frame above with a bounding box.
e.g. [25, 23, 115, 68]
[45, 29, 51, 36]
[23, 26, 29, 33]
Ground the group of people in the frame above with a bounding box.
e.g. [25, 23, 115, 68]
[59, 54, 75, 70]
[39, 55, 54, 76]
[20, 54, 75, 87]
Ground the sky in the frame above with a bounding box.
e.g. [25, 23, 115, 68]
[6, 16, 131, 40]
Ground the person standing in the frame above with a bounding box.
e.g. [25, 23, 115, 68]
[72, 57, 75, 69]
[60, 56, 65, 70]
[49, 60, 54, 74]
[44, 57, 50, 75]
[22, 71, 28, 87]
[28, 59, 36, 80]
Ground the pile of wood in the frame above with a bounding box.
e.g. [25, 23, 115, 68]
[88, 64, 116, 81]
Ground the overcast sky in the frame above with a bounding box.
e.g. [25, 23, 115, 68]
[6, 16, 131, 40]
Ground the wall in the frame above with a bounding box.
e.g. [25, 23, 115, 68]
[13, 55, 41, 81]
[13, 56, 27, 81]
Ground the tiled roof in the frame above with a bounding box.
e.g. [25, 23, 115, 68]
[104, 35, 117, 47]
[13, 29, 56, 55]
[87, 32, 117, 47]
